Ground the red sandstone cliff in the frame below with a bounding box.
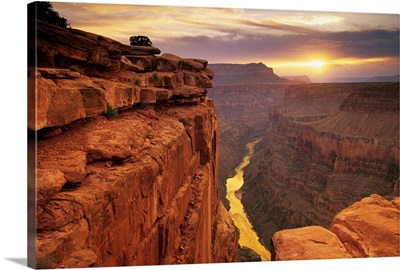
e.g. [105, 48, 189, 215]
[241, 83, 399, 250]
[271, 194, 399, 260]
[29, 21, 238, 268]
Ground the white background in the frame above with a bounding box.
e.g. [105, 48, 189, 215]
[0, 1, 399, 270]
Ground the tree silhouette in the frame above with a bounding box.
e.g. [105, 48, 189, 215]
[129, 36, 153, 46]
[36, 1, 69, 28]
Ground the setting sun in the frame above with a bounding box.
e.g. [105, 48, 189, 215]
[309, 60, 325, 69]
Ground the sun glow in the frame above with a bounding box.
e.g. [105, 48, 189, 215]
[308, 60, 325, 69]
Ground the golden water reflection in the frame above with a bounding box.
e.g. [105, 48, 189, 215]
[226, 138, 271, 261]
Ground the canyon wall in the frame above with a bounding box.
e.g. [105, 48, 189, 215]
[241, 83, 399, 249]
[207, 63, 296, 206]
[31, 21, 238, 268]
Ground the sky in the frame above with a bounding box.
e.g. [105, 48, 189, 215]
[51, 1, 399, 82]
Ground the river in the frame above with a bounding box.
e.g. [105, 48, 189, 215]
[226, 138, 271, 261]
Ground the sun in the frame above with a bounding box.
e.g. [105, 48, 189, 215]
[308, 60, 325, 69]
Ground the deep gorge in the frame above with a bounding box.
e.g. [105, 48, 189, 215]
[30, 19, 400, 268]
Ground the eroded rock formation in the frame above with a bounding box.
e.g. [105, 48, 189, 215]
[242, 83, 399, 249]
[271, 194, 399, 260]
[32, 21, 238, 268]
[207, 63, 297, 207]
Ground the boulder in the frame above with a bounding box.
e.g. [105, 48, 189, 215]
[125, 55, 157, 71]
[127, 45, 161, 55]
[92, 78, 139, 109]
[120, 56, 145, 72]
[37, 68, 81, 79]
[156, 53, 182, 71]
[140, 87, 157, 104]
[329, 194, 400, 258]
[182, 59, 204, 70]
[271, 226, 352, 260]
[55, 77, 107, 117]
[172, 86, 206, 98]
[38, 151, 87, 184]
[36, 169, 67, 205]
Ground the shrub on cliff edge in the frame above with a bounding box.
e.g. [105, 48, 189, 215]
[129, 35, 153, 46]
[36, 1, 70, 28]
[105, 104, 118, 119]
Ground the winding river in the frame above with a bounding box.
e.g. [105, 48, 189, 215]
[226, 138, 271, 261]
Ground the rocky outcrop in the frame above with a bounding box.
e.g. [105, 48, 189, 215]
[242, 83, 399, 249]
[271, 226, 352, 260]
[271, 194, 399, 260]
[31, 20, 213, 131]
[329, 194, 400, 258]
[32, 21, 238, 268]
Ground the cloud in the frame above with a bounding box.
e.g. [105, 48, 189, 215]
[51, 2, 399, 77]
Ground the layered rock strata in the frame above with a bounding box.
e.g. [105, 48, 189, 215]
[208, 63, 297, 206]
[31, 20, 214, 131]
[271, 194, 399, 260]
[242, 83, 399, 249]
[32, 21, 238, 268]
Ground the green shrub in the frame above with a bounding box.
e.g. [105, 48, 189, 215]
[69, 65, 85, 75]
[36, 2, 70, 28]
[129, 35, 152, 46]
[152, 72, 159, 79]
[134, 78, 141, 86]
[105, 104, 118, 119]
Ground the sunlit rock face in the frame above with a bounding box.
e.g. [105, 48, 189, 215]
[33, 21, 238, 268]
[271, 194, 400, 260]
[241, 82, 399, 249]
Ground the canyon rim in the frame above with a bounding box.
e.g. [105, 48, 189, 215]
[27, 1, 399, 270]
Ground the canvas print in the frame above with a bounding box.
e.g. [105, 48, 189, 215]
[27, 1, 399, 269]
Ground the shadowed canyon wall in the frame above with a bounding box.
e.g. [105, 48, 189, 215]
[241, 82, 399, 249]
[31, 21, 238, 268]
[207, 63, 299, 207]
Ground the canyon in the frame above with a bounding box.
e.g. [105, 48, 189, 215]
[207, 63, 296, 208]
[30, 20, 238, 268]
[29, 19, 400, 268]
[240, 82, 399, 251]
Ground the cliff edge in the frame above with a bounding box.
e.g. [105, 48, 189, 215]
[31, 21, 238, 268]
[271, 194, 399, 260]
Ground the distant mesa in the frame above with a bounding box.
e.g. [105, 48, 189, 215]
[326, 75, 400, 83]
[368, 75, 400, 82]
[208, 62, 290, 84]
[280, 75, 312, 83]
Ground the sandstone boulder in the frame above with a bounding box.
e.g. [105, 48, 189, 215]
[172, 86, 207, 98]
[37, 68, 81, 79]
[38, 151, 87, 184]
[157, 53, 182, 71]
[125, 55, 157, 71]
[36, 169, 66, 205]
[55, 77, 107, 117]
[127, 45, 161, 55]
[271, 226, 352, 260]
[182, 59, 204, 70]
[329, 194, 400, 258]
[37, 199, 85, 231]
[120, 56, 145, 72]
[203, 68, 215, 80]
[140, 87, 157, 104]
[92, 78, 139, 108]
